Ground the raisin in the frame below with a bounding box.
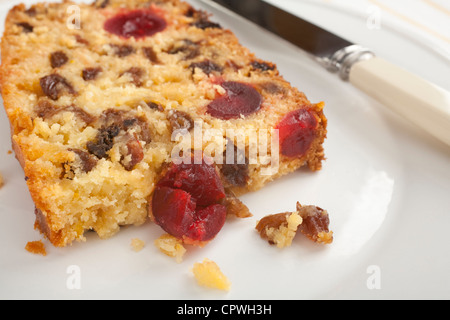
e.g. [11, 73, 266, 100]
[109, 44, 135, 57]
[122, 118, 137, 128]
[75, 34, 89, 45]
[185, 6, 197, 17]
[120, 67, 145, 86]
[25, 7, 37, 17]
[167, 39, 200, 60]
[190, 60, 223, 75]
[87, 109, 151, 162]
[34, 100, 59, 119]
[275, 108, 318, 158]
[127, 116, 152, 144]
[206, 82, 262, 120]
[34, 101, 95, 125]
[66, 105, 96, 125]
[69, 148, 98, 173]
[104, 10, 167, 39]
[39, 74, 76, 100]
[221, 190, 252, 218]
[221, 142, 249, 187]
[258, 81, 286, 95]
[225, 60, 242, 71]
[16, 22, 33, 33]
[99, 109, 151, 144]
[86, 125, 120, 159]
[190, 12, 222, 30]
[151, 158, 227, 243]
[96, 0, 110, 8]
[142, 47, 160, 63]
[82, 67, 102, 81]
[50, 51, 69, 68]
[119, 134, 144, 171]
[255, 212, 291, 243]
[100, 109, 126, 128]
[145, 101, 164, 112]
[251, 61, 276, 72]
[192, 20, 221, 29]
[296, 203, 333, 244]
[167, 110, 194, 132]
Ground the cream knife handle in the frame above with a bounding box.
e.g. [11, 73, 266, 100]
[349, 57, 450, 147]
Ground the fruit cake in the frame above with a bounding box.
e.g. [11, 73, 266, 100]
[0, 0, 327, 247]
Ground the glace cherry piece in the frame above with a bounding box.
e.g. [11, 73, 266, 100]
[151, 160, 227, 243]
[104, 10, 167, 39]
[276, 108, 318, 157]
[207, 81, 262, 120]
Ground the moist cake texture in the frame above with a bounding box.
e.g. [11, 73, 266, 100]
[0, 0, 327, 247]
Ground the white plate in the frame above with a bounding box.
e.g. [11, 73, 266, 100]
[0, 0, 449, 300]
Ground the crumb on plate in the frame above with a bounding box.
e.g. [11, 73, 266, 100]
[256, 202, 333, 248]
[25, 240, 47, 256]
[296, 202, 333, 244]
[154, 234, 186, 263]
[256, 211, 302, 248]
[192, 258, 231, 291]
[130, 238, 145, 252]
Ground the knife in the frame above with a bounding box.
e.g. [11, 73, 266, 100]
[202, 0, 450, 147]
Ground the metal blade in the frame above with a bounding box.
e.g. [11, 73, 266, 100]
[208, 0, 352, 57]
[204, 0, 375, 80]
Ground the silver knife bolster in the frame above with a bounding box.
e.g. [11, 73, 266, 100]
[317, 45, 376, 80]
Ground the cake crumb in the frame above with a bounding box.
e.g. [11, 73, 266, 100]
[0, 172, 3, 189]
[130, 238, 145, 252]
[256, 202, 333, 248]
[256, 212, 302, 248]
[192, 258, 231, 291]
[25, 240, 47, 256]
[154, 234, 186, 263]
[296, 202, 334, 245]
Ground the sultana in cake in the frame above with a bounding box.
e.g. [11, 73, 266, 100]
[0, 0, 327, 247]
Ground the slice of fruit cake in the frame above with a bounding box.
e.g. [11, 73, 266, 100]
[0, 0, 327, 247]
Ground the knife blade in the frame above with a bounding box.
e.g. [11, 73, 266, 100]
[202, 0, 450, 147]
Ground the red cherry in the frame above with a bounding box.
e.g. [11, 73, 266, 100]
[185, 204, 227, 242]
[152, 187, 196, 239]
[156, 161, 225, 207]
[207, 81, 262, 120]
[276, 108, 318, 157]
[104, 10, 167, 39]
[151, 159, 227, 243]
